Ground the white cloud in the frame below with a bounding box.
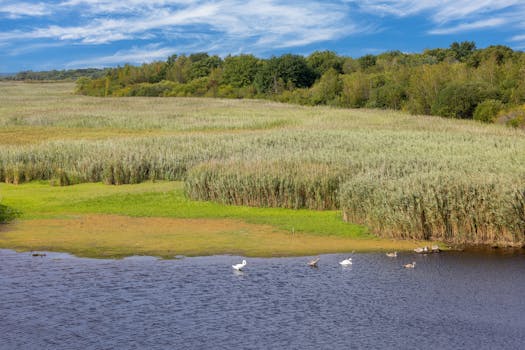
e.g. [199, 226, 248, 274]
[0, 0, 358, 51]
[65, 45, 178, 67]
[348, 0, 522, 23]
[0, 2, 51, 18]
[510, 34, 525, 42]
[429, 18, 508, 35]
[346, 0, 525, 40]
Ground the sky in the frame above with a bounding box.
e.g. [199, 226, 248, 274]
[1, 0, 525, 72]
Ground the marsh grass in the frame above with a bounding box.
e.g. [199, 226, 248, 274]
[1, 82, 524, 245]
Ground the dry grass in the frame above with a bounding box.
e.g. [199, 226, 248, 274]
[0, 214, 421, 258]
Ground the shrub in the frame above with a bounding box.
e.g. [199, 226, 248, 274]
[473, 99, 504, 123]
[496, 105, 525, 129]
[0, 203, 19, 223]
[431, 82, 497, 119]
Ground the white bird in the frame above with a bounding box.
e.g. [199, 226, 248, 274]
[339, 257, 352, 266]
[232, 260, 247, 271]
[431, 245, 440, 253]
[308, 257, 320, 267]
[414, 246, 428, 254]
[403, 262, 416, 269]
[386, 251, 397, 258]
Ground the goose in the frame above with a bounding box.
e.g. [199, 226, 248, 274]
[308, 257, 320, 267]
[339, 257, 352, 266]
[403, 262, 416, 268]
[386, 251, 397, 258]
[431, 245, 440, 253]
[232, 260, 247, 271]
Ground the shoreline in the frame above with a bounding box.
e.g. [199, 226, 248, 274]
[1, 244, 523, 261]
[0, 214, 428, 259]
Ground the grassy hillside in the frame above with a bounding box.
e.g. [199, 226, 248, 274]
[0, 81, 524, 246]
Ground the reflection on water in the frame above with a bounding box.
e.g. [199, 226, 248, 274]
[0, 249, 524, 349]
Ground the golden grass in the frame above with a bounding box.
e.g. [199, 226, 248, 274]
[1, 214, 422, 258]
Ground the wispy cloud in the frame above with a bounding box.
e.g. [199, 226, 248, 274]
[0, 2, 52, 18]
[348, 0, 522, 23]
[429, 18, 509, 35]
[1, 0, 358, 50]
[510, 34, 525, 42]
[65, 44, 179, 67]
[346, 0, 525, 40]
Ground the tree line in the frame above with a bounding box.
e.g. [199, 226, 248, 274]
[3, 68, 111, 81]
[72, 42, 524, 127]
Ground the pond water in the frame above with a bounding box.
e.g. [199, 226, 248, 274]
[1, 249, 524, 349]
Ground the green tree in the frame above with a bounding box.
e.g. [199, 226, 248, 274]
[165, 55, 191, 83]
[450, 41, 476, 62]
[406, 63, 460, 115]
[307, 50, 344, 78]
[340, 72, 371, 107]
[188, 53, 222, 80]
[222, 54, 260, 88]
[358, 54, 377, 71]
[254, 54, 315, 94]
[309, 68, 342, 105]
[431, 81, 497, 119]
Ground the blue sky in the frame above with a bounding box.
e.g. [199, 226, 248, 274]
[1, 0, 525, 72]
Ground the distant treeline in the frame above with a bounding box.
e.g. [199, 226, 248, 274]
[76, 42, 525, 128]
[3, 68, 111, 81]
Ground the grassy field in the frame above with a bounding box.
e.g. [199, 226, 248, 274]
[0, 81, 524, 250]
[0, 181, 424, 258]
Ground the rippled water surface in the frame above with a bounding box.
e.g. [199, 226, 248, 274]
[1, 249, 524, 349]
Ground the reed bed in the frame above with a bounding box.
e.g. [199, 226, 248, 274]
[185, 161, 346, 210]
[1, 82, 524, 245]
[340, 174, 525, 245]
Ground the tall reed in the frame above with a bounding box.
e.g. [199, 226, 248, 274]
[340, 174, 525, 245]
[185, 161, 346, 210]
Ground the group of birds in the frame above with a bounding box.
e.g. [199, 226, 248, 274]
[231, 248, 432, 271]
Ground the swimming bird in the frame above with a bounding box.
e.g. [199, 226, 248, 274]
[308, 257, 320, 267]
[403, 262, 416, 268]
[431, 245, 440, 253]
[339, 257, 352, 266]
[386, 251, 397, 258]
[232, 260, 247, 271]
[414, 246, 428, 254]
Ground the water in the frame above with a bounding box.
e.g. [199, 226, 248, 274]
[1, 249, 524, 349]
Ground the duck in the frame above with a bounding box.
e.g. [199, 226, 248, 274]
[431, 245, 440, 253]
[339, 257, 352, 266]
[386, 251, 397, 258]
[403, 261, 416, 268]
[308, 257, 320, 267]
[232, 260, 247, 271]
